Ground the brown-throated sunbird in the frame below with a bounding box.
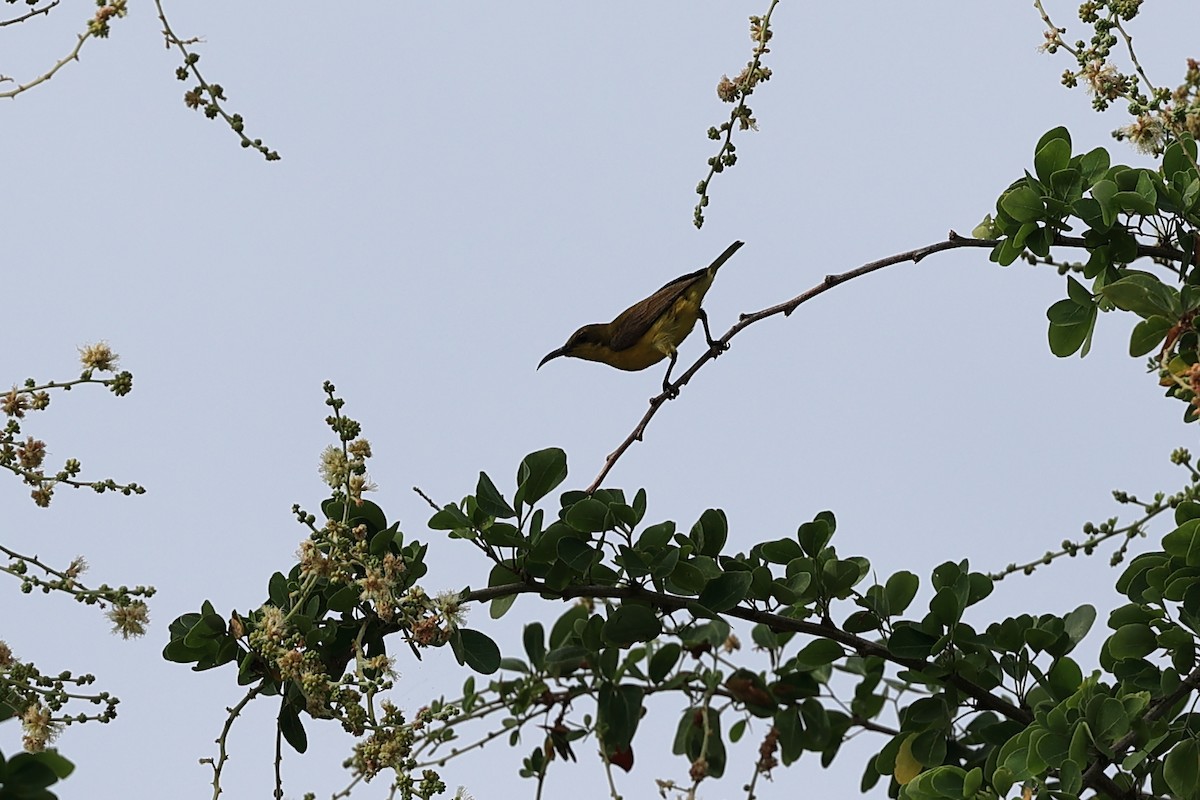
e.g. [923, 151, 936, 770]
[538, 240, 744, 393]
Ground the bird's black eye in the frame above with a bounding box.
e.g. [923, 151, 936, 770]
[569, 327, 591, 346]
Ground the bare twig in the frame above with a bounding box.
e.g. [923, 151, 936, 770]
[586, 231, 1191, 493]
[0, 31, 92, 99]
[201, 686, 263, 800]
[0, 0, 59, 28]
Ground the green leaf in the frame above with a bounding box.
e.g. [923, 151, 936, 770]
[565, 497, 610, 533]
[637, 520, 675, 550]
[797, 518, 833, 556]
[1164, 137, 1198, 181]
[972, 214, 996, 239]
[1130, 316, 1173, 357]
[760, 537, 804, 564]
[1066, 276, 1093, 305]
[1091, 179, 1119, 228]
[889, 625, 937, 660]
[1001, 185, 1045, 223]
[597, 683, 645, 750]
[698, 571, 753, 612]
[690, 508, 728, 557]
[1078, 147, 1111, 187]
[457, 628, 501, 674]
[1116, 190, 1156, 215]
[1048, 307, 1097, 357]
[1108, 623, 1157, 660]
[1165, 739, 1200, 800]
[326, 584, 359, 613]
[1177, 502, 1200, 525]
[1035, 137, 1072, 184]
[279, 706, 308, 754]
[1046, 297, 1092, 324]
[930, 587, 964, 627]
[323, 497, 388, 533]
[428, 503, 473, 531]
[792, 638, 844, 670]
[1063, 604, 1097, 649]
[514, 447, 567, 510]
[268, 572, 289, 608]
[3, 751, 70, 792]
[522, 622, 546, 669]
[1036, 126, 1071, 155]
[1164, 520, 1200, 566]
[992, 766, 1015, 796]
[1045, 657, 1083, 700]
[475, 471, 515, 519]
[602, 604, 663, 647]
[557, 536, 597, 572]
[649, 643, 681, 682]
[669, 560, 707, 595]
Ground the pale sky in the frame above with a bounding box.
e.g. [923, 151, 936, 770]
[4, 2, 1195, 798]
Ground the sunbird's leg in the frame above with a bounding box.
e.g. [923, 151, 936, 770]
[661, 350, 680, 398]
[699, 308, 728, 355]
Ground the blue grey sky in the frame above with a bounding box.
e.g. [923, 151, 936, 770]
[4, 2, 1195, 798]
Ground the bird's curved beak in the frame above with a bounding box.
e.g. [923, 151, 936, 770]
[538, 346, 568, 370]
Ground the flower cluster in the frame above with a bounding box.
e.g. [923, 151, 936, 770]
[0, 643, 119, 753]
[1036, 1, 1200, 156]
[0, 344, 141, 506]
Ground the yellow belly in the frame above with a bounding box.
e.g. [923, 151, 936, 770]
[612, 296, 701, 370]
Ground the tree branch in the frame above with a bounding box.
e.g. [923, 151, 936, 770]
[0, 31, 92, 99]
[586, 230, 1191, 493]
[0, 0, 58, 28]
[462, 579, 1032, 725]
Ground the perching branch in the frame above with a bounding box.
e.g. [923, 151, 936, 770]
[586, 231, 1191, 493]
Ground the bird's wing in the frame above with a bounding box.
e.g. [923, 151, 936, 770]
[606, 240, 744, 352]
[607, 270, 703, 352]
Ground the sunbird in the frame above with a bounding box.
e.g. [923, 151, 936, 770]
[538, 240, 744, 393]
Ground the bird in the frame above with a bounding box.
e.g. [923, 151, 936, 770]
[537, 241, 744, 394]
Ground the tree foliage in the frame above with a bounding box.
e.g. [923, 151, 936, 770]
[7, 2, 1200, 800]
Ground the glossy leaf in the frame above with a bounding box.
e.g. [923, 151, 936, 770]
[1035, 137, 1071, 184]
[690, 509, 728, 557]
[1130, 315, 1173, 357]
[475, 471, 515, 519]
[649, 643, 681, 682]
[792, 638, 844, 670]
[565, 497, 610, 533]
[1001, 185, 1045, 223]
[279, 706, 308, 754]
[884, 571, 919, 615]
[1165, 739, 1200, 800]
[454, 628, 502, 674]
[602, 604, 663, 647]
[697, 571, 752, 612]
[514, 447, 568, 509]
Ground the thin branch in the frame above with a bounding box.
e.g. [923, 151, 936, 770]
[461, 578, 1032, 725]
[200, 686, 263, 800]
[585, 231, 1190, 493]
[0, 0, 59, 28]
[461, 578, 1156, 799]
[0, 31, 92, 99]
[153, 0, 279, 160]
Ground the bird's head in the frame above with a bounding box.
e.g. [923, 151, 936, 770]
[538, 323, 614, 368]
